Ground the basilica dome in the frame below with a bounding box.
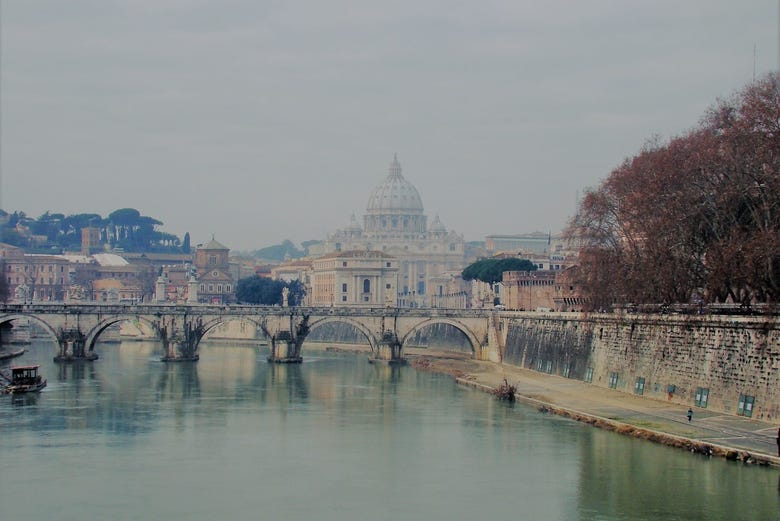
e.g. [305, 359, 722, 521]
[366, 154, 424, 214]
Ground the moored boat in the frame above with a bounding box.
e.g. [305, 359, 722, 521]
[2, 365, 47, 394]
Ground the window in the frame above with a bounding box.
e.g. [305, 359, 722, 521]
[341, 295, 347, 302]
[209, 255, 217, 265]
[217, 285, 223, 292]
[634, 377, 645, 395]
[608, 372, 619, 389]
[363, 296, 369, 302]
[695, 387, 709, 408]
[213, 271, 218, 277]
[386, 284, 391, 289]
[342, 261, 347, 267]
[342, 283, 347, 292]
[363, 279, 370, 293]
[208, 285, 214, 292]
[386, 262, 391, 267]
[737, 394, 755, 417]
[226, 285, 231, 292]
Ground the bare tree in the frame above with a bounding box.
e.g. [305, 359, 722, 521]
[567, 74, 780, 308]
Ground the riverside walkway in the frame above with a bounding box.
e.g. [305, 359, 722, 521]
[408, 350, 780, 467]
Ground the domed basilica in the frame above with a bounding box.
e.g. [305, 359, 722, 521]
[317, 155, 466, 307]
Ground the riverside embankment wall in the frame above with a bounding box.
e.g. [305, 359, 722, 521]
[502, 313, 780, 421]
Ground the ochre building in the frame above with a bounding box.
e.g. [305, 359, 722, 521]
[309, 250, 398, 307]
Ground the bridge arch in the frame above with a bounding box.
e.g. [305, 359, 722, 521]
[198, 316, 267, 346]
[400, 318, 482, 354]
[306, 316, 379, 352]
[84, 315, 162, 354]
[0, 312, 61, 346]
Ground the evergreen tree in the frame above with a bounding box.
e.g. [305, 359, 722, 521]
[236, 276, 286, 305]
[462, 258, 537, 285]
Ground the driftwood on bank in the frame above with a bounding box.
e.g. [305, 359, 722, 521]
[491, 379, 517, 402]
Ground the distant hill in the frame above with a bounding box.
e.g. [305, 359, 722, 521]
[247, 239, 321, 261]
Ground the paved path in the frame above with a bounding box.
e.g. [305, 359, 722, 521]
[408, 350, 780, 467]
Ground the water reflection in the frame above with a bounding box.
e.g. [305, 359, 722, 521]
[577, 431, 779, 520]
[55, 359, 98, 382]
[155, 362, 200, 401]
[10, 392, 39, 407]
[267, 363, 308, 403]
[0, 340, 778, 521]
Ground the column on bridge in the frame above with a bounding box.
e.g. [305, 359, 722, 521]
[155, 274, 168, 303]
[187, 275, 199, 304]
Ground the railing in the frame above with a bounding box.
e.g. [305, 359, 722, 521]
[0, 302, 499, 319]
[613, 303, 780, 316]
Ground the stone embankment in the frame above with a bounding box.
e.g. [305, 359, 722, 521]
[501, 313, 780, 421]
[408, 351, 780, 468]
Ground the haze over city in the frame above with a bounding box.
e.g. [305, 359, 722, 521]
[1, 1, 778, 250]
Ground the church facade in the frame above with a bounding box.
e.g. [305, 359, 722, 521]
[313, 155, 466, 307]
[194, 238, 235, 304]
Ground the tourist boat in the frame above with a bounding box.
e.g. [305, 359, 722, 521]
[2, 365, 47, 394]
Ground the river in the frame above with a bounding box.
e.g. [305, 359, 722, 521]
[1, 340, 778, 521]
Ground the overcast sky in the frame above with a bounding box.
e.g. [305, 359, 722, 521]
[1, 1, 778, 251]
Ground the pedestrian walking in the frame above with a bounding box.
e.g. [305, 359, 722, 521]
[687, 408, 693, 422]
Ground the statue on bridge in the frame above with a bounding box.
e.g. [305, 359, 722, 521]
[14, 284, 31, 303]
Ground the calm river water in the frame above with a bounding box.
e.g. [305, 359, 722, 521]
[1, 340, 778, 521]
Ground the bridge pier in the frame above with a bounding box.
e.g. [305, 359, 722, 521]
[268, 332, 302, 364]
[54, 330, 98, 363]
[160, 317, 202, 362]
[369, 332, 406, 366]
[161, 340, 200, 362]
[266, 315, 309, 364]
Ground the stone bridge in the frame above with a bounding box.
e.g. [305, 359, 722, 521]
[0, 303, 508, 364]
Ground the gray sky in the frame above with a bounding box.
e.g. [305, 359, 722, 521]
[1, 1, 778, 251]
